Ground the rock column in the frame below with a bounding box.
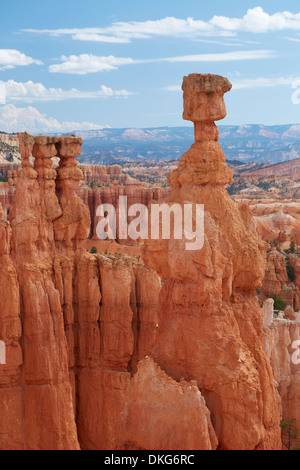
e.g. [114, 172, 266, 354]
[8, 134, 79, 450]
[263, 298, 274, 327]
[143, 74, 281, 450]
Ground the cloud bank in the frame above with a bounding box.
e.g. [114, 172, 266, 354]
[0, 80, 133, 102]
[49, 55, 134, 74]
[232, 77, 300, 90]
[22, 8, 300, 43]
[165, 76, 300, 91]
[0, 104, 106, 133]
[0, 49, 42, 71]
[49, 50, 276, 75]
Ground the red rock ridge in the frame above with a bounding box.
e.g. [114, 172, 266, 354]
[243, 158, 300, 179]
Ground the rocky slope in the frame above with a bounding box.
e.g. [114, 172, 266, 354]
[0, 133, 20, 164]
[243, 158, 300, 179]
[259, 247, 300, 310]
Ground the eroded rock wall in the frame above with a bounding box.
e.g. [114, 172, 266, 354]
[0, 132, 216, 450]
[263, 319, 300, 432]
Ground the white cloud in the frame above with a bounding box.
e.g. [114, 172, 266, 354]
[22, 8, 300, 43]
[283, 36, 300, 42]
[0, 49, 42, 70]
[165, 76, 300, 91]
[49, 50, 275, 75]
[0, 82, 5, 104]
[71, 33, 130, 43]
[192, 39, 244, 46]
[22, 18, 223, 42]
[210, 7, 300, 33]
[0, 104, 106, 133]
[161, 50, 276, 63]
[1, 80, 133, 102]
[232, 77, 300, 89]
[164, 85, 181, 92]
[49, 54, 134, 74]
[23, 28, 132, 43]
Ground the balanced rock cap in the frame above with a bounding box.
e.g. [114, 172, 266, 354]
[182, 73, 232, 123]
[182, 74, 232, 94]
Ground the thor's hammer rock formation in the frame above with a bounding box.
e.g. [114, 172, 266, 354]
[143, 74, 282, 450]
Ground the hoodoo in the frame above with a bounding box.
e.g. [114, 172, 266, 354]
[0, 75, 295, 450]
[143, 74, 282, 450]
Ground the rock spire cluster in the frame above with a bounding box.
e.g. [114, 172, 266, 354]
[0, 75, 295, 450]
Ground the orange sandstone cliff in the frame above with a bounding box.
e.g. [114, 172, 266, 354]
[263, 314, 300, 433]
[77, 179, 170, 241]
[0, 130, 216, 450]
[0, 74, 296, 450]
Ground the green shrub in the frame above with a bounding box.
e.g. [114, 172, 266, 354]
[271, 295, 287, 311]
[286, 264, 295, 283]
[0, 174, 8, 182]
[280, 418, 300, 450]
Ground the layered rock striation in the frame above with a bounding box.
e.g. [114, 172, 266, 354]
[0, 162, 171, 242]
[77, 181, 170, 240]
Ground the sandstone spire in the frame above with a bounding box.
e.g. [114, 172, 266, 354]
[143, 73, 282, 450]
[182, 73, 231, 142]
[0, 201, 22, 449]
[169, 74, 232, 188]
[7, 133, 85, 449]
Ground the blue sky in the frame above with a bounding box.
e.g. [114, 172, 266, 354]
[0, 0, 300, 132]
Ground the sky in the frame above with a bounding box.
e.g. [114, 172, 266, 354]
[0, 0, 300, 133]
